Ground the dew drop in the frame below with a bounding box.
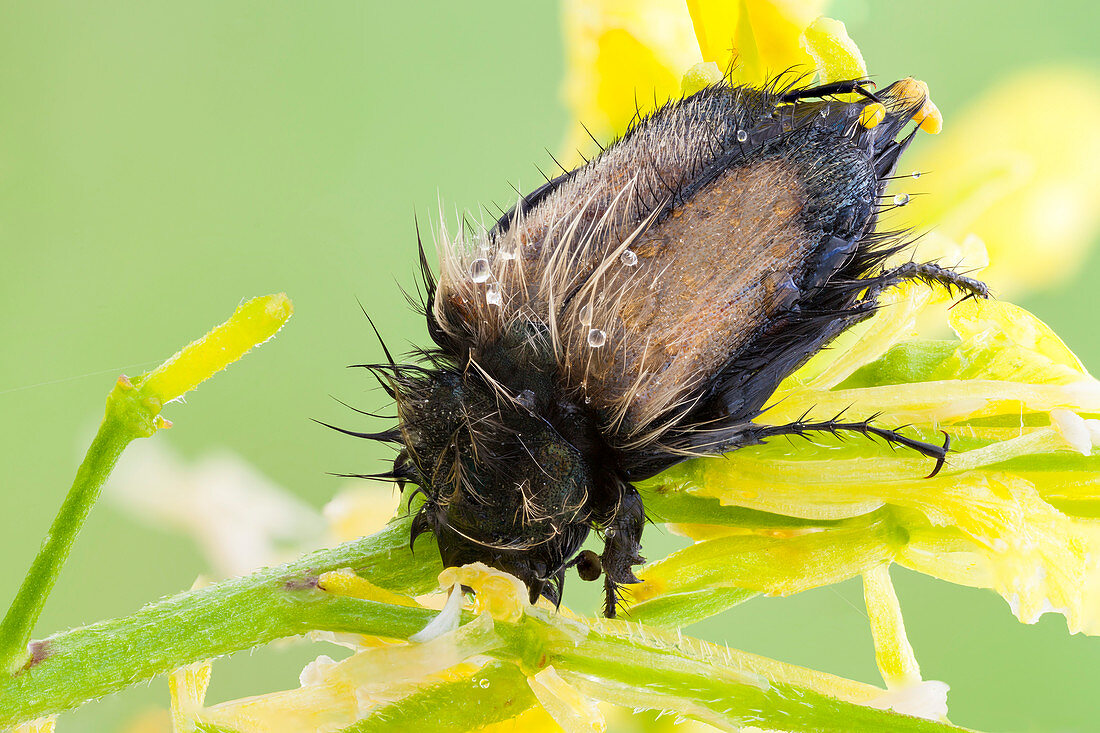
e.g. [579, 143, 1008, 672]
[578, 304, 592, 325]
[587, 328, 607, 348]
[620, 249, 638, 267]
[478, 678, 490, 689]
[736, 129, 749, 143]
[469, 258, 490, 283]
[911, 170, 922, 180]
[892, 193, 911, 206]
[485, 283, 503, 306]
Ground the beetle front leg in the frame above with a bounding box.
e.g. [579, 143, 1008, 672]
[600, 484, 646, 618]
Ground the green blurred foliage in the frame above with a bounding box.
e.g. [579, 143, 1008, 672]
[0, 1, 1096, 730]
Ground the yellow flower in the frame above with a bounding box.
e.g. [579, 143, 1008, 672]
[560, 0, 861, 162]
[634, 279, 1100, 633]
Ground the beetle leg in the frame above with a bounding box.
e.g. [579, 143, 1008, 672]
[753, 417, 952, 478]
[780, 79, 879, 104]
[600, 484, 646, 618]
[862, 261, 990, 303]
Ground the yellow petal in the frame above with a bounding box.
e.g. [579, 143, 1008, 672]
[688, 0, 826, 83]
[898, 474, 1100, 634]
[437, 562, 529, 622]
[318, 568, 421, 608]
[199, 614, 503, 733]
[560, 0, 700, 161]
[169, 659, 212, 733]
[561, 1, 841, 164]
[476, 706, 564, 733]
[528, 666, 607, 732]
[323, 486, 401, 543]
[14, 716, 56, 733]
[686, 0, 741, 65]
[945, 298, 1089, 381]
[633, 512, 902, 601]
[862, 565, 921, 688]
[799, 16, 867, 84]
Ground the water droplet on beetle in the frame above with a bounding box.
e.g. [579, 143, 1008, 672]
[469, 258, 490, 283]
[911, 170, 922, 180]
[587, 328, 606, 348]
[578, 304, 592, 325]
[893, 193, 910, 206]
[620, 249, 638, 267]
[736, 129, 749, 143]
[478, 678, 490, 689]
[485, 283, 502, 306]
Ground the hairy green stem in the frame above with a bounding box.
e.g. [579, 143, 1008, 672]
[0, 392, 144, 675]
[0, 518, 439, 726]
[0, 515, 972, 733]
[551, 629, 962, 733]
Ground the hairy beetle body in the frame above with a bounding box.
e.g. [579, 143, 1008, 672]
[347, 77, 988, 616]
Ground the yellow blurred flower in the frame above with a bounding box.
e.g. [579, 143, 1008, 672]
[560, 0, 860, 161]
[12, 715, 56, 733]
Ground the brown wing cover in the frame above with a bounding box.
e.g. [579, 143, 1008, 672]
[563, 158, 816, 438]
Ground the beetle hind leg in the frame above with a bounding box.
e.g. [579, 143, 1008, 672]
[754, 417, 951, 478]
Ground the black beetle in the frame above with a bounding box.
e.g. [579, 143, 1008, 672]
[336, 76, 987, 616]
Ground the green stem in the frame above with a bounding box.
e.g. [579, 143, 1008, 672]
[0, 398, 142, 674]
[0, 519, 439, 727]
[0, 294, 294, 677]
[549, 627, 967, 733]
[0, 523, 972, 733]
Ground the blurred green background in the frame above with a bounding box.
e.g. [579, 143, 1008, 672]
[1, 1, 1098, 731]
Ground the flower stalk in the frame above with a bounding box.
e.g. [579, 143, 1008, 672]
[0, 515, 972, 732]
[0, 518, 440, 727]
[0, 294, 293, 676]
